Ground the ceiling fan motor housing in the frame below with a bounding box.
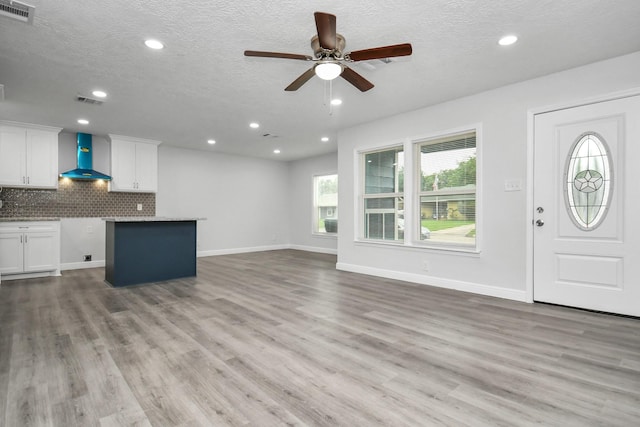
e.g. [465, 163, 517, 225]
[311, 34, 346, 59]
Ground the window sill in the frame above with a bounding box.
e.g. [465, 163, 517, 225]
[312, 232, 338, 239]
[354, 239, 480, 255]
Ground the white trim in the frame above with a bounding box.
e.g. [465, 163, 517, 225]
[0, 120, 62, 133]
[0, 270, 60, 283]
[55, 244, 338, 272]
[197, 244, 289, 257]
[525, 110, 535, 303]
[289, 244, 337, 255]
[61, 260, 105, 271]
[526, 87, 640, 304]
[528, 87, 640, 116]
[310, 232, 338, 239]
[336, 262, 527, 302]
[107, 134, 162, 146]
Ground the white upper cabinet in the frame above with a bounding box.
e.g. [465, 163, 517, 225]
[108, 134, 161, 193]
[0, 122, 61, 188]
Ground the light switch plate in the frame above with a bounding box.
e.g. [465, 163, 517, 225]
[504, 179, 522, 192]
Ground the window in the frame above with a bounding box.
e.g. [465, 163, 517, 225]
[564, 132, 612, 230]
[417, 131, 476, 247]
[362, 146, 404, 241]
[313, 174, 338, 234]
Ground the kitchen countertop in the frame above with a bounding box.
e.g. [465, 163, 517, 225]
[102, 217, 206, 222]
[0, 217, 61, 222]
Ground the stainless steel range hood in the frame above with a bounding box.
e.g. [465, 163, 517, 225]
[59, 133, 112, 180]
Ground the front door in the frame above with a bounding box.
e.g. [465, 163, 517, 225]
[533, 94, 640, 316]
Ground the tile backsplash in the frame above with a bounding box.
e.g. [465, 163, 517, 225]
[0, 179, 155, 218]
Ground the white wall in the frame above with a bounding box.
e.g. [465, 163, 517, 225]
[156, 145, 291, 255]
[337, 51, 640, 301]
[288, 152, 338, 254]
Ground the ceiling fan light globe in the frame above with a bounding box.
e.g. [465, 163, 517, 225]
[315, 62, 342, 80]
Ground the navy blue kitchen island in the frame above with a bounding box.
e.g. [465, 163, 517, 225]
[103, 217, 203, 287]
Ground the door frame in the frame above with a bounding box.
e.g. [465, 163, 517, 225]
[525, 87, 640, 303]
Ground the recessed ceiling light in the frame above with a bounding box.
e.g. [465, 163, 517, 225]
[330, 98, 342, 106]
[321, 137, 329, 142]
[77, 119, 89, 125]
[92, 90, 107, 98]
[273, 149, 281, 154]
[250, 122, 260, 129]
[207, 139, 216, 145]
[144, 39, 164, 50]
[498, 35, 518, 46]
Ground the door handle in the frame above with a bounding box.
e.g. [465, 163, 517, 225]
[536, 219, 544, 227]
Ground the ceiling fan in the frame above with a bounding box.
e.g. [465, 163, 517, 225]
[244, 11, 413, 92]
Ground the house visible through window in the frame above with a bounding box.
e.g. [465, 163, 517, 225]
[362, 146, 404, 241]
[313, 174, 338, 234]
[417, 131, 476, 247]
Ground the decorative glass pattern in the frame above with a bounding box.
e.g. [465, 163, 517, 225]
[564, 133, 612, 230]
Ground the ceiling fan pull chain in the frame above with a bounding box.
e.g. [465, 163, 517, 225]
[329, 79, 333, 116]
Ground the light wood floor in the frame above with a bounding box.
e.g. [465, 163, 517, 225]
[1, 250, 639, 426]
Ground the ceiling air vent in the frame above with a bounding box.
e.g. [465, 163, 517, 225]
[0, 0, 35, 24]
[76, 95, 104, 105]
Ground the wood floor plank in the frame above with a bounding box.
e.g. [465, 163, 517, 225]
[1, 249, 639, 426]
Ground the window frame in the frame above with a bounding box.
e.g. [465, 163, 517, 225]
[413, 125, 481, 252]
[358, 144, 405, 243]
[312, 172, 338, 236]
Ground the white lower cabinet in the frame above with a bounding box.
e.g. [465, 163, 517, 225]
[0, 221, 60, 282]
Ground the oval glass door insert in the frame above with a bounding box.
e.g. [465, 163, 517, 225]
[564, 132, 612, 230]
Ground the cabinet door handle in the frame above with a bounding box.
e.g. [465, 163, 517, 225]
[24, 235, 28, 243]
[23, 176, 26, 184]
[27, 176, 30, 184]
[20, 235, 23, 243]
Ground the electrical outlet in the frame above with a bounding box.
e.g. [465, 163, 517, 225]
[84, 255, 92, 262]
[421, 261, 429, 271]
[86, 225, 93, 233]
[137, 203, 143, 211]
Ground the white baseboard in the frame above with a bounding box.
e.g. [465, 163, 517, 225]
[0, 269, 60, 284]
[336, 262, 528, 302]
[58, 244, 335, 270]
[197, 244, 290, 257]
[61, 260, 105, 271]
[288, 244, 337, 255]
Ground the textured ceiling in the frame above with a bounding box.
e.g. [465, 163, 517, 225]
[1, 0, 639, 161]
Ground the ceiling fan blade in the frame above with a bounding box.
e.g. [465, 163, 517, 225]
[314, 12, 337, 50]
[347, 43, 413, 62]
[341, 67, 374, 92]
[285, 67, 317, 91]
[244, 50, 312, 61]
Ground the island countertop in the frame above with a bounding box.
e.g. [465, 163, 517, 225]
[102, 217, 206, 222]
[0, 217, 61, 222]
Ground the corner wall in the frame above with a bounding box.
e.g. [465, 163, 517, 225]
[288, 152, 338, 254]
[337, 51, 640, 301]
[156, 145, 291, 256]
